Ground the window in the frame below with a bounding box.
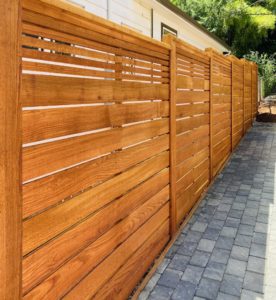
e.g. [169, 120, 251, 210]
[161, 23, 177, 38]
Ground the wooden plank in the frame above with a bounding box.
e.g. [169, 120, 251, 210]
[22, 61, 169, 84]
[176, 47, 210, 65]
[22, 172, 169, 293]
[23, 118, 169, 181]
[22, 9, 169, 63]
[163, 34, 177, 235]
[176, 169, 209, 224]
[209, 54, 213, 180]
[176, 136, 209, 165]
[176, 90, 209, 104]
[93, 222, 169, 300]
[176, 114, 209, 134]
[62, 205, 169, 300]
[0, 1, 22, 299]
[23, 102, 169, 143]
[21, 0, 170, 54]
[23, 202, 169, 299]
[22, 48, 169, 78]
[176, 125, 209, 149]
[23, 151, 169, 255]
[176, 76, 208, 90]
[176, 103, 209, 118]
[176, 147, 209, 181]
[21, 74, 169, 106]
[23, 135, 169, 218]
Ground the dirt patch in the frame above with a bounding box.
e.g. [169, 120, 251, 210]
[256, 113, 276, 123]
[256, 104, 276, 123]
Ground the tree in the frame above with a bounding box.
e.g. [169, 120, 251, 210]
[171, 0, 276, 57]
[244, 51, 276, 96]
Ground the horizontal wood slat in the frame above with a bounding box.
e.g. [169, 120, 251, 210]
[23, 172, 169, 293]
[23, 119, 169, 181]
[21, 75, 170, 106]
[23, 102, 169, 143]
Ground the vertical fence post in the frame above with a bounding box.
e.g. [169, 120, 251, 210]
[242, 60, 246, 135]
[163, 34, 177, 236]
[0, 0, 22, 299]
[205, 49, 213, 181]
[230, 58, 234, 151]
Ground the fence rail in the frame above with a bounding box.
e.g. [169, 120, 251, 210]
[1, 0, 258, 299]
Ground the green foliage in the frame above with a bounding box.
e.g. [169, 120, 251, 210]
[245, 51, 276, 96]
[171, 0, 276, 95]
[171, 0, 276, 57]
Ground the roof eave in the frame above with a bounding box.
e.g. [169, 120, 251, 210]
[155, 0, 231, 51]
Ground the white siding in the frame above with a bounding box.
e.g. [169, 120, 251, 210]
[65, 0, 228, 53]
[109, 0, 151, 35]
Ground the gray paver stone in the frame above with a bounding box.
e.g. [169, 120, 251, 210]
[255, 222, 268, 234]
[215, 236, 234, 250]
[250, 243, 266, 258]
[171, 281, 197, 300]
[203, 227, 221, 240]
[217, 292, 239, 300]
[240, 289, 264, 300]
[191, 222, 208, 233]
[231, 245, 249, 261]
[196, 278, 220, 299]
[247, 256, 265, 274]
[168, 254, 190, 271]
[177, 242, 197, 257]
[197, 239, 215, 252]
[238, 224, 254, 236]
[158, 269, 182, 289]
[210, 248, 230, 264]
[181, 265, 204, 284]
[203, 261, 226, 281]
[234, 234, 252, 248]
[190, 250, 210, 267]
[252, 232, 267, 245]
[226, 258, 247, 278]
[149, 285, 174, 300]
[220, 227, 238, 238]
[220, 274, 243, 297]
[243, 271, 264, 294]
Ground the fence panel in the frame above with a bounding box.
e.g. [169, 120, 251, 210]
[0, 1, 259, 298]
[231, 57, 244, 149]
[169, 37, 210, 227]
[21, 0, 170, 298]
[207, 50, 232, 177]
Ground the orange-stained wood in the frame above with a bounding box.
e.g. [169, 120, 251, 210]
[0, 1, 22, 299]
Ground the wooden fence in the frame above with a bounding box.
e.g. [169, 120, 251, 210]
[1, 0, 258, 299]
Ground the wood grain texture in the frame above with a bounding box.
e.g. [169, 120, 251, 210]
[172, 37, 210, 227]
[0, 1, 22, 299]
[21, 75, 170, 106]
[162, 34, 177, 236]
[23, 173, 169, 294]
[93, 221, 169, 300]
[23, 119, 169, 181]
[24, 203, 169, 299]
[23, 135, 169, 218]
[18, 2, 258, 298]
[23, 151, 169, 255]
[23, 102, 169, 143]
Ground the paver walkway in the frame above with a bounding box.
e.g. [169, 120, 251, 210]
[139, 123, 276, 300]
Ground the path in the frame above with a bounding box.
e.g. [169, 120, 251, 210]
[138, 123, 276, 300]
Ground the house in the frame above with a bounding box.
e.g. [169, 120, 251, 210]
[65, 0, 230, 53]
